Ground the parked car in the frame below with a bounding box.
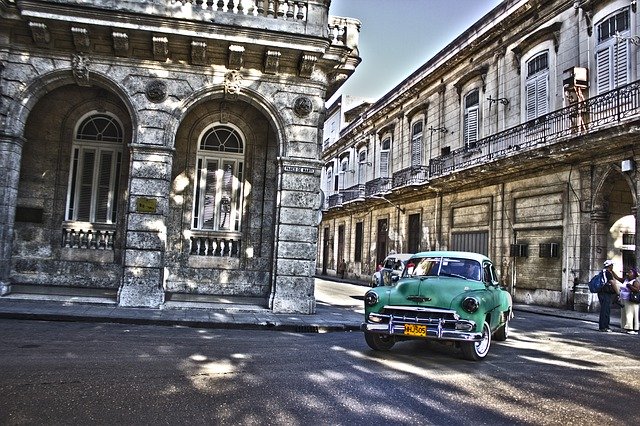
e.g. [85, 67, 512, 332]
[370, 253, 413, 287]
[362, 251, 513, 361]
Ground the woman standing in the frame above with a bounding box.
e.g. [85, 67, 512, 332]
[620, 268, 640, 335]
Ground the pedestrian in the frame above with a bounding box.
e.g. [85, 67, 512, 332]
[337, 259, 346, 279]
[620, 268, 640, 334]
[598, 259, 623, 332]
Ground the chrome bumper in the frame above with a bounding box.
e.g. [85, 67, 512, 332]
[362, 309, 482, 342]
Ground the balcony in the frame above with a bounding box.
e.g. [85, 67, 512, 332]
[430, 80, 640, 178]
[392, 165, 429, 188]
[365, 177, 391, 196]
[341, 184, 365, 203]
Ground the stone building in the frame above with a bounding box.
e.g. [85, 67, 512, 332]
[319, 0, 640, 311]
[0, 0, 360, 313]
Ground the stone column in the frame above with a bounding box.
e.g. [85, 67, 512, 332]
[269, 159, 322, 314]
[0, 133, 25, 295]
[575, 208, 610, 312]
[117, 145, 172, 307]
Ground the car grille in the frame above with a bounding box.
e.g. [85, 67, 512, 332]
[372, 305, 462, 328]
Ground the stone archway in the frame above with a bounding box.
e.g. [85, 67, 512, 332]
[591, 165, 637, 274]
[165, 96, 279, 303]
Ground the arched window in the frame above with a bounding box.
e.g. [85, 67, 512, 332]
[193, 125, 244, 232]
[463, 89, 479, 147]
[411, 121, 423, 167]
[525, 51, 549, 120]
[595, 7, 631, 93]
[66, 113, 123, 223]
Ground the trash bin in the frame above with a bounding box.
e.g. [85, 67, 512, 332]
[573, 283, 595, 312]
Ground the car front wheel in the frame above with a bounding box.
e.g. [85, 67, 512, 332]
[461, 321, 491, 361]
[364, 332, 395, 351]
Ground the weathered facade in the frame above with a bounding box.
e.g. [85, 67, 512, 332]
[0, 0, 361, 313]
[319, 0, 640, 312]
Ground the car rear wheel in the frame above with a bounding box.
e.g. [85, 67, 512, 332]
[493, 318, 509, 341]
[461, 321, 491, 361]
[364, 332, 395, 351]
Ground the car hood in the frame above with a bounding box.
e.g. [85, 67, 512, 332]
[386, 277, 486, 309]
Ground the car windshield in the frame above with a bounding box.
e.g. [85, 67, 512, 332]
[404, 256, 482, 281]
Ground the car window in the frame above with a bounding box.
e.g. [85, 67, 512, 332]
[405, 256, 482, 280]
[383, 258, 395, 269]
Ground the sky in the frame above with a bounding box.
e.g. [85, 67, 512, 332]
[328, 0, 503, 103]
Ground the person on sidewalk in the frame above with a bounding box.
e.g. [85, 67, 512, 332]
[599, 259, 623, 332]
[337, 259, 347, 279]
[620, 268, 640, 335]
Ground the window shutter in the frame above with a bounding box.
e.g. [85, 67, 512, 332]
[465, 107, 478, 145]
[536, 74, 548, 116]
[218, 162, 234, 230]
[525, 79, 537, 121]
[77, 149, 95, 221]
[411, 135, 422, 167]
[380, 151, 389, 177]
[596, 46, 612, 94]
[95, 151, 113, 222]
[202, 160, 218, 229]
[615, 38, 629, 87]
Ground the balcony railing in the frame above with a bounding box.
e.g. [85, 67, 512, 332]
[62, 223, 115, 250]
[430, 80, 640, 178]
[365, 177, 391, 196]
[328, 193, 343, 208]
[189, 232, 241, 257]
[173, 0, 308, 21]
[342, 184, 365, 203]
[392, 165, 429, 189]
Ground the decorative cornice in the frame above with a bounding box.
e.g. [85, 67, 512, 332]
[511, 21, 562, 72]
[453, 65, 489, 96]
[405, 102, 429, 121]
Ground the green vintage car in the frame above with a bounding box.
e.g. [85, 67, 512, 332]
[362, 251, 513, 361]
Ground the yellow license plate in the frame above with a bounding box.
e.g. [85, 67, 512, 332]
[404, 324, 427, 337]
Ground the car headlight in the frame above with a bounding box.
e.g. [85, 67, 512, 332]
[462, 297, 479, 313]
[364, 291, 379, 307]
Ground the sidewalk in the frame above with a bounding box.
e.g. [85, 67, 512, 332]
[0, 277, 615, 332]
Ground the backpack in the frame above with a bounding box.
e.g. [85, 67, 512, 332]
[588, 271, 605, 293]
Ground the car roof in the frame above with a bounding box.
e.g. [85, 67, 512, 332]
[384, 253, 414, 261]
[409, 251, 491, 263]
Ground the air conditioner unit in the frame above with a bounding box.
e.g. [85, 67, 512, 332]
[563, 67, 589, 88]
[510, 243, 529, 258]
[539, 242, 560, 258]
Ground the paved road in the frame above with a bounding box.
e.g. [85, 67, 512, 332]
[1, 308, 639, 425]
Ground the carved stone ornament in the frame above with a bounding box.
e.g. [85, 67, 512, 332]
[112, 32, 129, 57]
[224, 70, 242, 100]
[299, 54, 318, 78]
[264, 50, 281, 75]
[228, 45, 244, 70]
[72, 53, 91, 87]
[29, 22, 50, 45]
[191, 41, 207, 65]
[71, 27, 90, 51]
[145, 80, 167, 103]
[293, 96, 313, 117]
[153, 36, 169, 61]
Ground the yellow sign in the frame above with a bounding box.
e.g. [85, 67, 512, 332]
[136, 197, 157, 213]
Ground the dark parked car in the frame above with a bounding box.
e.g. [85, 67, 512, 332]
[362, 251, 513, 361]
